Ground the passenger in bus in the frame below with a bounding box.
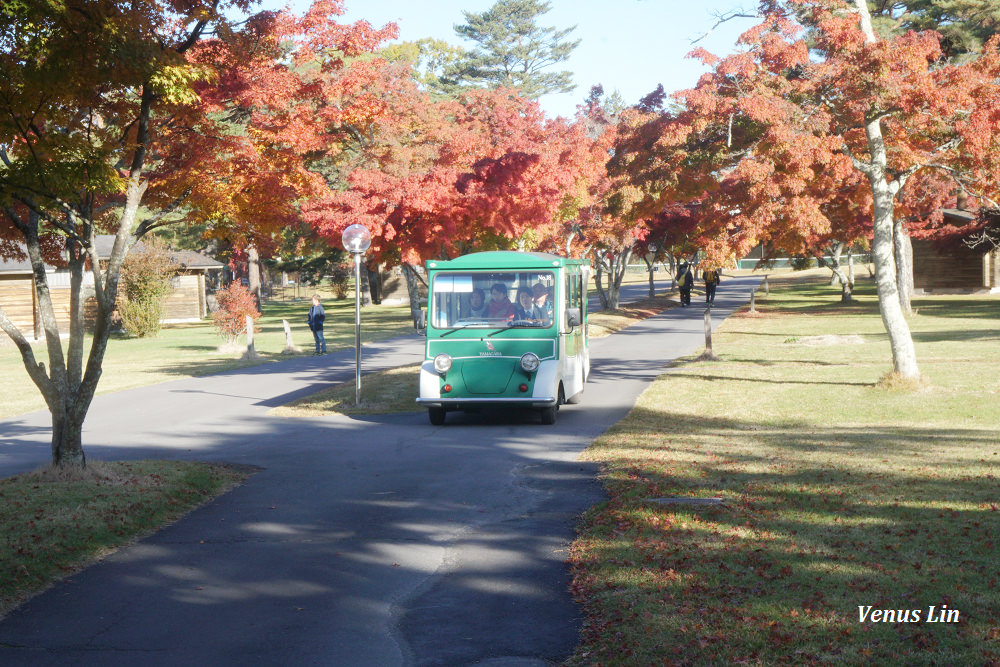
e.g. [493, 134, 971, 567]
[465, 288, 489, 318]
[513, 287, 536, 321]
[531, 283, 553, 324]
[488, 283, 515, 320]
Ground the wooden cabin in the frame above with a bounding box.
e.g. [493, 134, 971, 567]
[0, 237, 223, 339]
[912, 209, 1000, 294]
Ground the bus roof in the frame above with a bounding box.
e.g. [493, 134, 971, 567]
[426, 251, 589, 271]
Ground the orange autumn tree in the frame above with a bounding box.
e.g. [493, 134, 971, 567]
[615, 0, 1000, 379]
[187, 0, 399, 305]
[303, 85, 603, 312]
[559, 85, 648, 311]
[0, 0, 386, 467]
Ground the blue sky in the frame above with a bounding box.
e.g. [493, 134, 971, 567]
[258, 0, 758, 119]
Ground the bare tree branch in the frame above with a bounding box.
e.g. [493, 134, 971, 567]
[691, 8, 761, 45]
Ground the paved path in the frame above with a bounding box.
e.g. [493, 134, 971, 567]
[0, 276, 760, 666]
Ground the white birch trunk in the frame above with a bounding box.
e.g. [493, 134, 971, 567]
[893, 220, 913, 313]
[851, 0, 920, 379]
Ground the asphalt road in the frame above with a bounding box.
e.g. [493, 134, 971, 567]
[0, 275, 759, 666]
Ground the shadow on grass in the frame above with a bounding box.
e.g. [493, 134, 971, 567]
[174, 344, 221, 352]
[911, 329, 1000, 343]
[695, 357, 849, 367]
[574, 407, 1000, 664]
[914, 299, 1000, 320]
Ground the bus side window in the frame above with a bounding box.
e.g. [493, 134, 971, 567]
[564, 271, 577, 329]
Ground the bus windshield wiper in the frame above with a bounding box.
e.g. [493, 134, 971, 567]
[439, 321, 488, 337]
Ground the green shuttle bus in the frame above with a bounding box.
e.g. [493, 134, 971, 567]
[416, 251, 590, 425]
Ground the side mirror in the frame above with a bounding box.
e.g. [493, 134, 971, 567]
[414, 309, 426, 331]
[566, 307, 581, 328]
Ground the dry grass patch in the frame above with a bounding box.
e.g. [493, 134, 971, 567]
[273, 364, 423, 416]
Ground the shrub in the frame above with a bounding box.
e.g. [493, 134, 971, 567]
[790, 255, 817, 271]
[329, 260, 352, 299]
[213, 282, 261, 343]
[118, 239, 178, 337]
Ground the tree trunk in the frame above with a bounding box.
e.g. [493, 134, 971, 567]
[51, 404, 87, 467]
[818, 242, 853, 302]
[893, 220, 913, 313]
[593, 265, 609, 310]
[247, 244, 262, 309]
[359, 264, 372, 307]
[865, 126, 920, 380]
[870, 189, 918, 377]
[605, 248, 633, 310]
[401, 263, 426, 322]
[853, 0, 919, 379]
[642, 255, 655, 298]
[828, 241, 844, 286]
[367, 267, 382, 305]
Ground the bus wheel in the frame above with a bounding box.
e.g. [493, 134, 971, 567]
[541, 385, 563, 424]
[540, 405, 557, 425]
[428, 407, 446, 426]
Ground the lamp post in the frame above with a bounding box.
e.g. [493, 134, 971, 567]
[341, 224, 372, 405]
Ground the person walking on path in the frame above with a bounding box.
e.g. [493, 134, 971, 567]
[676, 261, 694, 307]
[703, 266, 721, 305]
[307, 293, 326, 354]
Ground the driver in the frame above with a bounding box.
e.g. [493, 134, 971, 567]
[513, 287, 535, 322]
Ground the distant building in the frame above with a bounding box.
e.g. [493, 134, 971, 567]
[912, 209, 1000, 294]
[0, 236, 223, 338]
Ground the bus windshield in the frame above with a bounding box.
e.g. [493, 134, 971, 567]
[431, 271, 555, 329]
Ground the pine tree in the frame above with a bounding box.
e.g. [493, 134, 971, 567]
[449, 0, 579, 99]
[868, 0, 1000, 60]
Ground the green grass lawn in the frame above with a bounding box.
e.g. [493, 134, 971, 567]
[0, 296, 415, 419]
[567, 273, 1000, 666]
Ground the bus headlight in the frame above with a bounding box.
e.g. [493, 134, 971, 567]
[519, 352, 540, 373]
[433, 353, 452, 374]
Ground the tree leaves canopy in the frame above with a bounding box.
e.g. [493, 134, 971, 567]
[867, 0, 1000, 59]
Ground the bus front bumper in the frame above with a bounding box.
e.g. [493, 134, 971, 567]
[416, 397, 557, 408]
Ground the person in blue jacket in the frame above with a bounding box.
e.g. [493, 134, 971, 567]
[307, 294, 326, 354]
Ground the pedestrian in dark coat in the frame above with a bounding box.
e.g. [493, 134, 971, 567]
[677, 261, 694, 306]
[703, 266, 721, 305]
[307, 294, 326, 354]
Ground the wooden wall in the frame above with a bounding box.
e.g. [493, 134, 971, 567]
[912, 240, 992, 291]
[3, 270, 209, 338]
[162, 273, 203, 321]
[0, 276, 35, 333]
